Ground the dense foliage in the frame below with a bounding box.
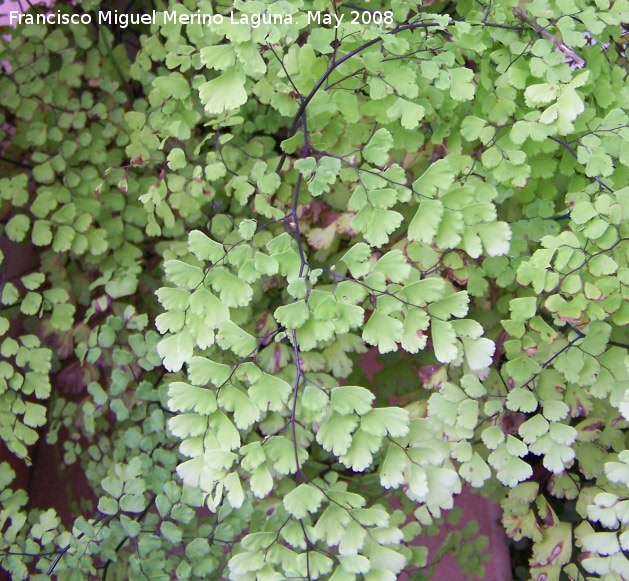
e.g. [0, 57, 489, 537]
[1, 0, 629, 579]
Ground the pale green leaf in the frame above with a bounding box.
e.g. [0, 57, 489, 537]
[224, 472, 244, 509]
[188, 288, 230, 327]
[250, 465, 273, 498]
[331, 386, 375, 416]
[361, 407, 409, 438]
[199, 68, 247, 114]
[339, 522, 367, 557]
[248, 373, 291, 412]
[339, 429, 382, 471]
[412, 159, 454, 198]
[507, 387, 538, 413]
[216, 321, 257, 357]
[461, 337, 495, 370]
[475, 222, 512, 256]
[187, 356, 232, 387]
[408, 199, 444, 243]
[317, 412, 359, 456]
[381, 445, 408, 489]
[352, 206, 403, 246]
[164, 260, 205, 289]
[218, 385, 260, 430]
[274, 300, 309, 330]
[427, 291, 469, 320]
[188, 231, 225, 263]
[158, 332, 194, 372]
[363, 128, 393, 166]
[450, 67, 476, 101]
[460, 453, 491, 487]
[431, 319, 459, 364]
[283, 484, 325, 519]
[168, 382, 218, 415]
[363, 311, 403, 354]
[207, 267, 253, 308]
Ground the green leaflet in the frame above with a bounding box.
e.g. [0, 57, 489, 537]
[296, 156, 342, 196]
[218, 385, 260, 430]
[459, 453, 492, 487]
[363, 311, 404, 354]
[387, 98, 425, 129]
[153, 72, 191, 100]
[340, 243, 372, 278]
[449, 67, 476, 101]
[168, 382, 218, 415]
[408, 199, 444, 243]
[248, 372, 292, 412]
[198, 67, 248, 114]
[339, 428, 383, 471]
[401, 309, 430, 353]
[372, 250, 412, 283]
[264, 436, 308, 475]
[476, 221, 512, 257]
[352, 206, 403, 246]
[207, 267, 253, 308]
[427, 291, 469, 320]
[188, 287, 230, 326]
[509, 297, 538, 322]
[317, 412, 359, 457]
[331, 386, 375, 416]
[507, 387, 538, 413]
[398, 277, 446, 304]
[163, 260, 205, 289]
[199, 44, 236, 71]
[187, 357, 232, 387]
[188, 230, 225, 263]
[488, 445, 533, 488]
[460, 336, 495, 370]
[361, 408, 409, 438]
[431, 319, 459, 364]
[157, 331, 194, 372]
[274, 300, 309, 329]
[216, 321, 257, 357]
[283, 484, 325, 519]
[381, 445, 409, 489]
[412, 159, 455, 198]
[363, 128, 393, 166]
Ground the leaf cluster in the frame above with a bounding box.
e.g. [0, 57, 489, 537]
[2, 0, 629, 580]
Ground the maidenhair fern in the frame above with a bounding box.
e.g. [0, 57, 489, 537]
[1, 0, 629, 580]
